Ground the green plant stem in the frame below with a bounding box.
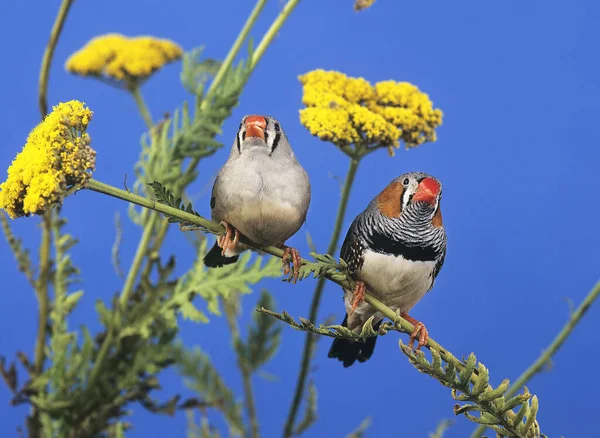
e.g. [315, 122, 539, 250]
[121, 85, 156, 306]
[250, 0, 302, 69]
[130, 86, 154, 129]
[470, 279, 600, 438]
[34, 212, 52, 376]
[200, 0, 268, 111]
[119, 214, 158, 307]
[38, 0, 75, 117]
[283, 157, 359, 438]
[87, 179, 224, 235]
[223, 298, 260, 438]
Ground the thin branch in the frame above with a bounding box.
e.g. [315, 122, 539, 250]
[38, 0, 75, 117]
[223, 297, 260, 438]
[200, 0, 268, 111]
[120, 214, 157, 307]
[284, 157, 359, 438]
[249, 0, 303, 69]
[470, 279, 600, 438]
[0, 212, 36, 287]
[34, 212, 52, 377]
[130, 86, 154, 129]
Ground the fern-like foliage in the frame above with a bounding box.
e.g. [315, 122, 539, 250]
[176, 240, 282, 322]
[0, 211, 35, 285]
[180, 47, 222, 101]
[399, 342, 543, 438]
[235, 290, 282, 372]
[44, 215, 84, 415]
[147, 181, 204, 226]
[173, 345, 245, 437]
[13, 220, 282, 435]
[256, 308, 379, 342]
[290, 252, 349, 284]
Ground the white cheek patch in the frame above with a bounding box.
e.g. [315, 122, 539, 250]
[402, 182, 417, 209]
[237, 130, 244, 153]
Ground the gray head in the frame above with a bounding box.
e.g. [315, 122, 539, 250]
[230, 114, 294, 159]
[374, 171, 443, 225]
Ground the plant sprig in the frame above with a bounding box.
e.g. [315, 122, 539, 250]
[256, 308, 380, 342]
[400, 343, 542, 438]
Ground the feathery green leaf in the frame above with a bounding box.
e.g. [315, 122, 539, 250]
[236, 290, 281, 372]
[174, 345, 244, 437]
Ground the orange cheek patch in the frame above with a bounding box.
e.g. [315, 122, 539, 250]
[376, 182, 404, 218]
[432, 207, 443, 228]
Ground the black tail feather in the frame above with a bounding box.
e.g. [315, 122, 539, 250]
[328, 315, 381, 367]
[203, 242, 239, 268]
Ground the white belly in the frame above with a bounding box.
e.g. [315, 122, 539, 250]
[226, 199, 303, 246]
[345, 249, 435, 316]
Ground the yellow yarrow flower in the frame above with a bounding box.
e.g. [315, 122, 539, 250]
[0, 101, 96, 219]
[65, 33, 183, 83]
[299, 69, 443, 155]
[299, 107, 361, 145]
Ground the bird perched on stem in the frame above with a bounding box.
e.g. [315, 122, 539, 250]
[329, 172, 447, 367]
[203, 115, 311, 282]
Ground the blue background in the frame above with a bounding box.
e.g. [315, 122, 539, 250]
[1, 1, 599, 436]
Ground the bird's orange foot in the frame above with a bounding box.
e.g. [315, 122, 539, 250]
[401, 313, 429, 351]
[217, 221, 240, 256]
[281, 246, 302, 284]
[349, 281, 366, 316]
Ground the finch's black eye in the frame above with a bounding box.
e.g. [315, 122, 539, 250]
[274, 123, 281, 132]
[402, 178, 410, 186]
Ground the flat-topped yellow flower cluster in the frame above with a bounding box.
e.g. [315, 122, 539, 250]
[0, 101, 96, 219]
[65, 34, 183, 83]
[299, 70, 443, 154]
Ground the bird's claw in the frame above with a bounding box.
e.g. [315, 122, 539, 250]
[282, 247, 302, 284]
[217, 221, 240, 256]
[349, 281, 366, 316]
[401, 313, 429, 351]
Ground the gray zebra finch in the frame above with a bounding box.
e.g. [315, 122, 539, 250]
[204, 115, 311, 283]
[329, 172, 447, 367]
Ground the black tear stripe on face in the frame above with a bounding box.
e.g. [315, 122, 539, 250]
[401, 185, 412, 207]
[236, 133, 241, 153]
[269, 132, 281, 156]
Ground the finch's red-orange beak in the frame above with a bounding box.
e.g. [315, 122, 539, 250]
[244, 115, 267, 140]
[412, 177, 440, 205]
